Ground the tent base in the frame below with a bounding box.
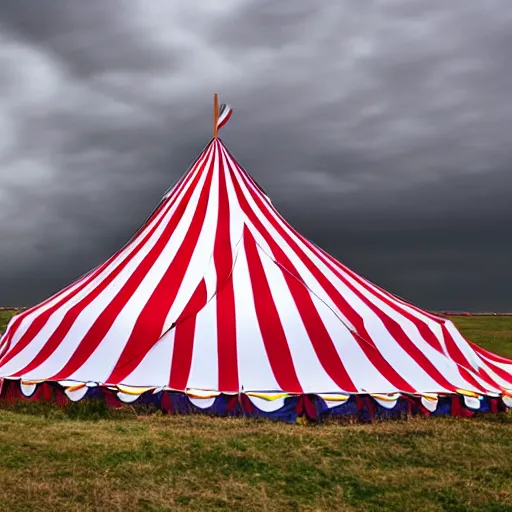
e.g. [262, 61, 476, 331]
[0, 379, 509, 424]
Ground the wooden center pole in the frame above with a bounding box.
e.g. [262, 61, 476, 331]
[213, 93, 219, 138]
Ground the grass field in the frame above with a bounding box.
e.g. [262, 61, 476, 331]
[0, 310, 511, 511]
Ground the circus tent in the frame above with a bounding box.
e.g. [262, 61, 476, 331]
[1, 97, 511, 421]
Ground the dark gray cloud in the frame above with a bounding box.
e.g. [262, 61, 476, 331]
[1, 0, 511, 311]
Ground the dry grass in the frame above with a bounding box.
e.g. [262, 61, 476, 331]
[0, 310, 511, 511]
[0, 410, 511, 511]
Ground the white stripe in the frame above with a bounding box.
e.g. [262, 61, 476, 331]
[444, 321, 482, 370]
[232, 243, 280, 392]
[221, 144, 245, 254]
[186, 295, 219, 390]
[121, 329, 176, 387]
[204, 257, 218, 302]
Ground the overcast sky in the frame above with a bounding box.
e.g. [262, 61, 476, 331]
[1, 0, 511, 311]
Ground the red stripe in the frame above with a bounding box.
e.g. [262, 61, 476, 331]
[214, 146, 238, 392]
[440, 326, 480, 371]
[225, 151, 415, 393]
[47, 147, 215, 382]
[456, 367, 487, 394]
[0, 148, 208, 368]
[106, 147, 216, 384]
[243, 227, 302, 393]
[168, 279, 207, 390]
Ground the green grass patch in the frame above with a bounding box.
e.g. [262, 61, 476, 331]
[0, 412, 510, 511]
[0, 309, 18, 332]
[450, 315, 512, 358]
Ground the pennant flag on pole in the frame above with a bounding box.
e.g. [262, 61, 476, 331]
[217, 103, 232, 131]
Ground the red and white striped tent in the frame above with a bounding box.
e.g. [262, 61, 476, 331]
[1, 98, 511, 420]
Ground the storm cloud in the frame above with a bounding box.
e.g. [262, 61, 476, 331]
[1, 0, 511, 311]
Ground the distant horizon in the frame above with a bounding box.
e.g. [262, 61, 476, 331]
[2, 305, 512, 315]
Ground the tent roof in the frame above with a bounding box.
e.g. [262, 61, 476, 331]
[1, 138, 511, 401]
